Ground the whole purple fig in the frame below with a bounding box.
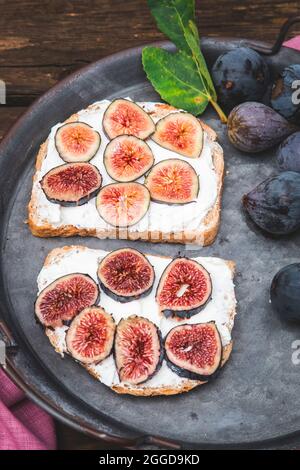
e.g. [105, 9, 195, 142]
[243, 171, 300, 235]
[277, 132, 300, 173]
[271, 64, 300, 123]
[228, 102, 297, 153]
[212, 47, 270, 112]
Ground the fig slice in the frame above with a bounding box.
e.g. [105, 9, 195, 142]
[156, 257, 212, 319]
[144, 158, 199, 204]
[164, 322, 222, 381]
[97, 248, 154, 303]
[41, 162, 102, 206]
[104, 135, 154, 182]
[103, 99, 155, 140]
[35, 273, 100, 327]
[96, 182, 150, 227]
[55, 122, 101, 163]
[152, 112, 204, 158]
[66, 306, 115, 364]
[114, 315, 163, 385]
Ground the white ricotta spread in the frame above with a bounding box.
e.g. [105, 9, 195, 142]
[33, 99, 219, 234]
[38, 247, 236, 390]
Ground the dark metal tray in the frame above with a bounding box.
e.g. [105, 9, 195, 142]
[1, 38, 300, 449]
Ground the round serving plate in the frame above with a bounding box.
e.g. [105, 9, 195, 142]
[1, 38, 300, 450]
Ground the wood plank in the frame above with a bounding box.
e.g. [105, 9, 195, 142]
[0, 107, 26, 139]
[0, 0, 299, 104]
[0, 64, 88, 106]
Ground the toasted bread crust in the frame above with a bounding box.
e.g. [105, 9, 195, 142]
[28, 103, 224, 246]
[43, 245, 236, 396]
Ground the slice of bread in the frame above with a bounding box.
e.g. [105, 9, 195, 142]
[38, 245, 237, 396]
[28, 101, 224, 246]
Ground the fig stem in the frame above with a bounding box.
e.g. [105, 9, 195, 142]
[209, 99, 228, 124]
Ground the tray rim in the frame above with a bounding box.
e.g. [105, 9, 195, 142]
[1, 37, 300, 449]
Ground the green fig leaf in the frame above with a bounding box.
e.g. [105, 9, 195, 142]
[142, 46, 209, 115]
[147, 0, 216, 101]
[184, 20, 217, 101]
[147, 0, 195, 53]
[145, 0, 227, 122]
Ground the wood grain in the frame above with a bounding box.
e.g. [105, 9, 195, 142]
[0, 0, 299, 104]
[0, 107, 25, 137]
[0, 0, 299, 450]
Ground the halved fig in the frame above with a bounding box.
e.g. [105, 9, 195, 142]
[164, 322, 222, 381]
[55, 122, 101, 163]
[66, 306, 115, 364]
[41, 162, 102, 206]
[103, 99, 155, 140]
[114, 315, 163, 385]
[97, 248, 154, 303]
[96, 182, 150, 227]
[156, 257, 212, 319]
[104, 135, 154, 182]
[152, 112, 204, 158]
[145, 158, 199, 204]
[35, 274, 100, 327]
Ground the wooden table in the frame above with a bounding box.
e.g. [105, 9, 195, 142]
[0, 0, 299, 450]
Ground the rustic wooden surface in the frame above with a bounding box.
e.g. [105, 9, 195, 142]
[0, 0, 299, 450]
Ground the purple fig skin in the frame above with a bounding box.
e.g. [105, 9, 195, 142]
[277, 132, 300, 173]
[228, 102, 298, 153]
[243, 171, 300, 235]
[271, 65, 300, 124]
